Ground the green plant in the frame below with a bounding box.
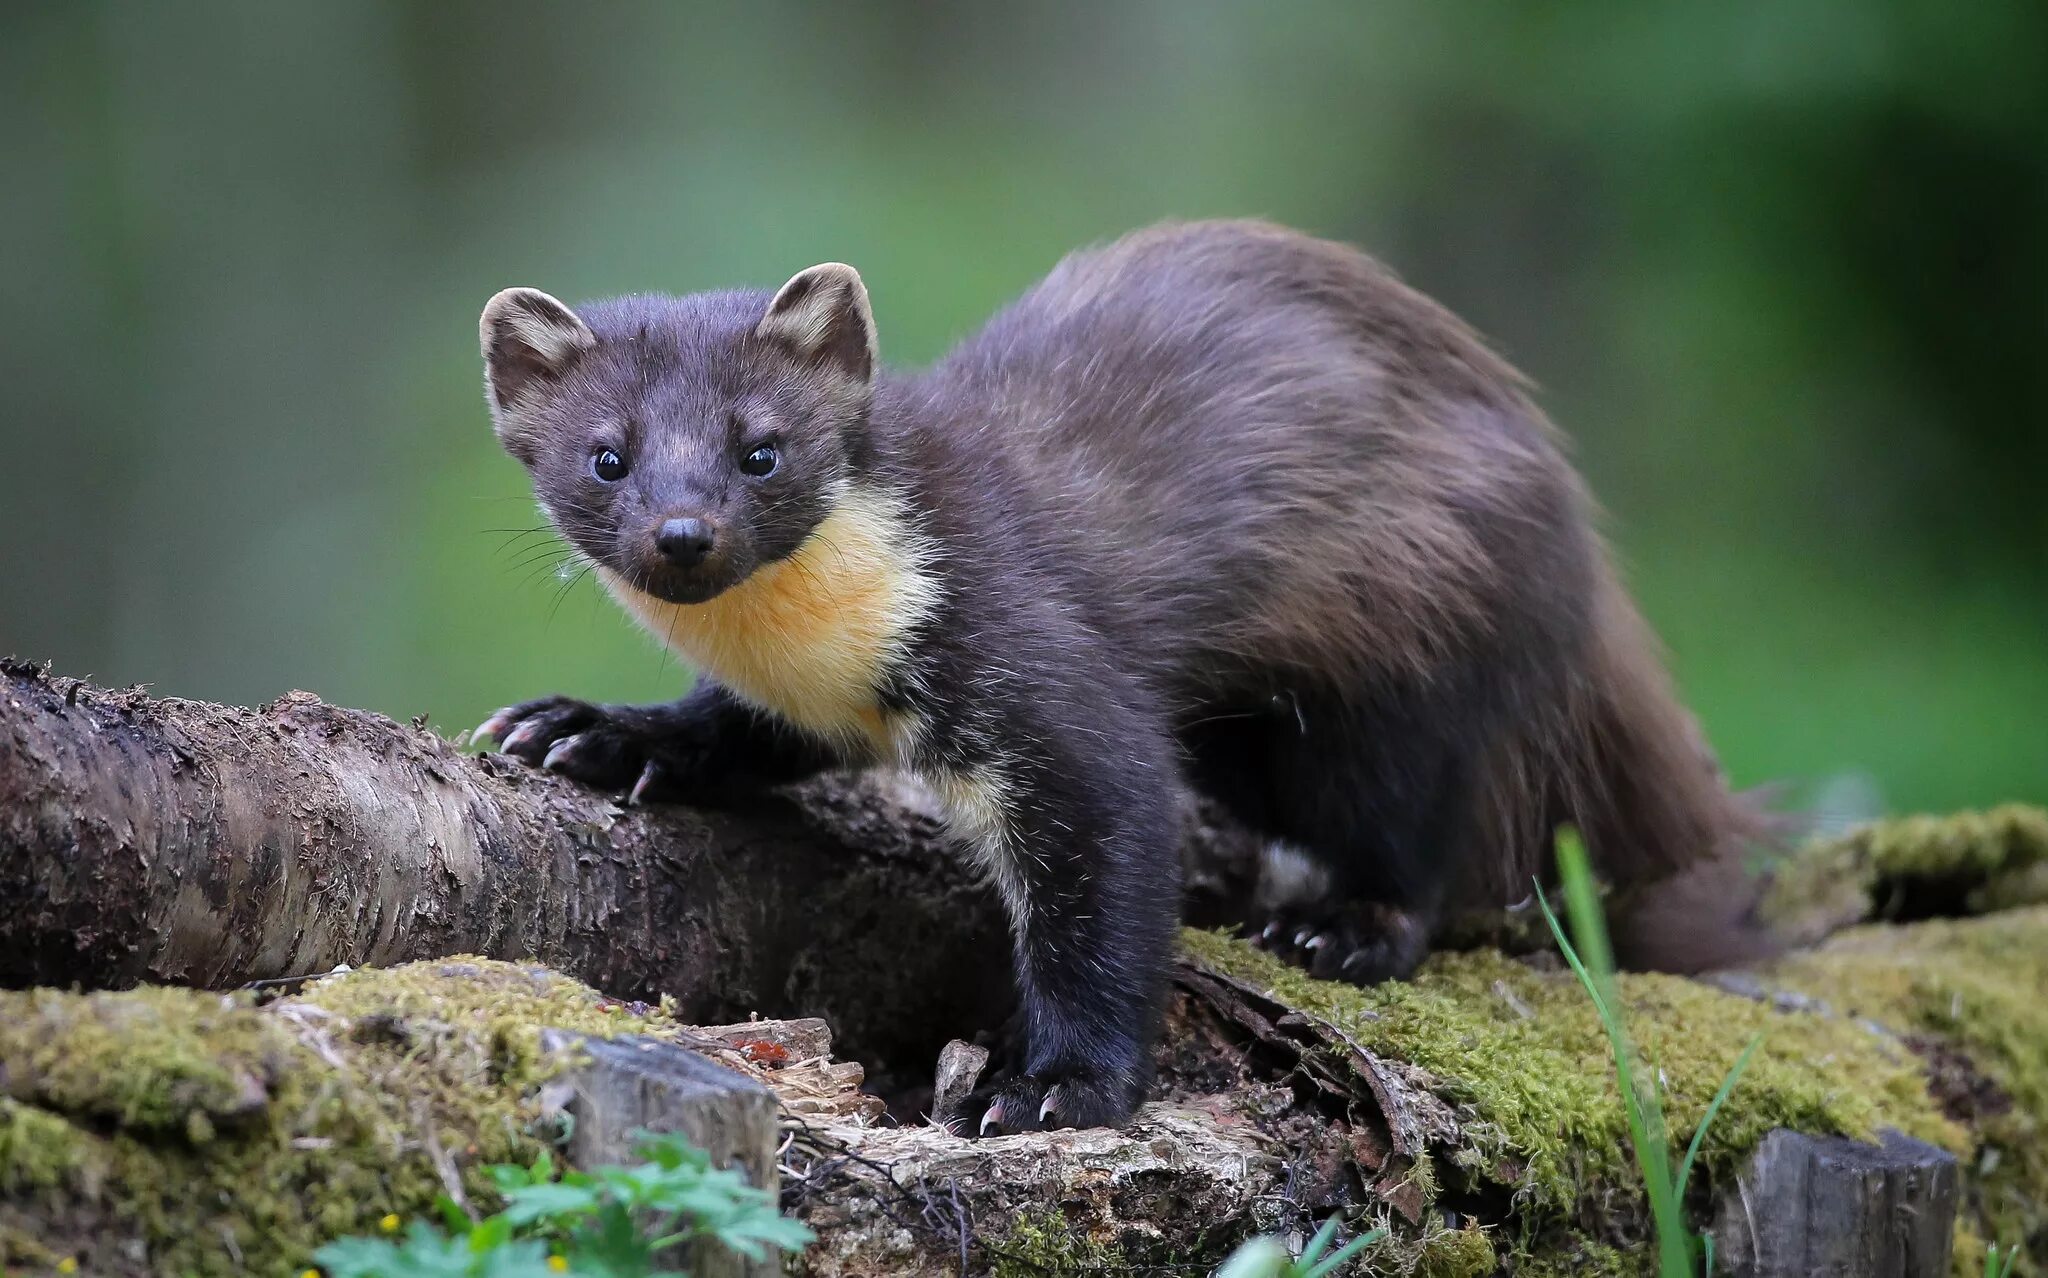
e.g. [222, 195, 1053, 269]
[312, 1131, 813, 1277]
[1983, 1240, 2020, 1278]
[1214, 1216, 1385, 1278]
[1534, 829, 1761, 1278]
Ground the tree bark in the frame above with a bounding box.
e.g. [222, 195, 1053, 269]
[0, 658, 1026, 1073]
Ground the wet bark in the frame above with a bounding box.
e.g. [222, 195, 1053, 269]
[0, 658, 1027, 1074]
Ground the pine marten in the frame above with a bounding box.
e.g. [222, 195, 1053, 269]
[473, 220, 1767, 1135]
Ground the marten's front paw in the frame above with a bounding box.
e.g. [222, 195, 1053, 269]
[958, 1068, 1142, 1137]
[474, 697, 699, 804]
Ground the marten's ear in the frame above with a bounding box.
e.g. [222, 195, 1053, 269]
[755, 263, 876, 383]
[480, 288, 596, 413]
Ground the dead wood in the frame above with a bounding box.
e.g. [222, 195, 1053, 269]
[1, 659, 2034, 1276]
[0, 658, 1029, 1078]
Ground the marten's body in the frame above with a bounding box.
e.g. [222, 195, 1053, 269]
[476, 221, 1759, 1133]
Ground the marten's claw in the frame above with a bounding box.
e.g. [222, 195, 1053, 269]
[472, 710, 513, 745]
[541, 734, 587, 772]
[479, 695, 657, 791]
[627, 760, 663, 807]
[962, 1070, 1138, 1138]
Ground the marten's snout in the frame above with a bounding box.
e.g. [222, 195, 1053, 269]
[655, 517, 717, 569]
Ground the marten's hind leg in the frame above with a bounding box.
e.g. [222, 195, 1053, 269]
[1254, 892, 1437, 984]
[1211, 674, 1498, 984]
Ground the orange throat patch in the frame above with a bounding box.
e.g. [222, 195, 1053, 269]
[598, 486, 938, 756]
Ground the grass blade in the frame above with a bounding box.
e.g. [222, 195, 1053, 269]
[1299, 1216, 1341, 1267]
[1985, 1241, 2019, 1278]
[1676, 1031, 1763, 1202]
[1215, 1237, 1284, 1278]
[1538, 830, 1690, 1278]
[1300, 1227, 1385, 1278]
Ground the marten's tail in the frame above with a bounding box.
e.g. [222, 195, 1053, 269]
[1467, 571, 1788, 972]
[1571, 577, 1787, 972]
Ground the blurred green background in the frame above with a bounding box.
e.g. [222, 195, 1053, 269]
[3, 3, 2042, 813]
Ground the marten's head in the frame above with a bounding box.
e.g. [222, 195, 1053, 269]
[479, 265, 876, 605]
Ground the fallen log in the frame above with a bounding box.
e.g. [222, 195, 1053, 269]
[3, 660, 2045, 1274]
[0, 657, 1027, 1078]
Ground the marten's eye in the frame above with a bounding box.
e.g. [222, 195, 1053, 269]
[591, 448, 628, 483]
[739, 443, 779, 478]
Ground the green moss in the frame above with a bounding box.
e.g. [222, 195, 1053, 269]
[0, 1099, 103, 1195]
[6, 900, 2041, 1273]
[1768, 805, 2048, 933]
[1412, 1222, 1497, 1277]
[1509, 1237, 1647, 1277]
[0, 987, 287, 1134]
[0, 957, 688, 1276]
[1181, 928, 1958, 1224]
[992, 1209, 1124, 1276]
[1951, 1220, 1990, 1278]
[1189, 902, 2048, 1270]
[305, 956, 663, 1094]
[1773, 906, 2048, 1270]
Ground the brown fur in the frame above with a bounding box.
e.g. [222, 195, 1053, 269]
[924, 221, 1765, 961]
[478, 220, 1774, 1134]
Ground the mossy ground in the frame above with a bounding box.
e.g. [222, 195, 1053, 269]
[3, 809, 2043, 1275]
[1183, 806, 2048, 1274]
[1180, 932, 1959, 1218]
[1768, 804, 2048, 934]
[1768, 807, 2048, 1274]
[1772, 907, 2048, 1273]
[0, 959, 688, 1276]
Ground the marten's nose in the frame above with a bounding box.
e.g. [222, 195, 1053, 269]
[655, 517, 717, 568]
